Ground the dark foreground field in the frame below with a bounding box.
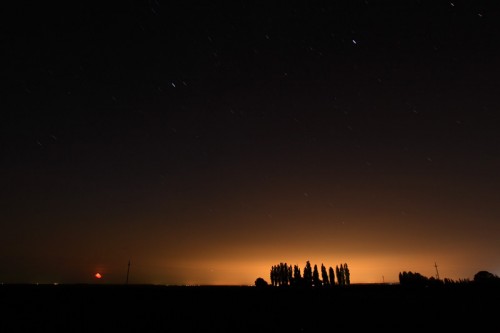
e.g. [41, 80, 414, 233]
[1, 283, 499, 332]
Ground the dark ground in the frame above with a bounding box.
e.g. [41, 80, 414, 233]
[1, 283, 499, 332]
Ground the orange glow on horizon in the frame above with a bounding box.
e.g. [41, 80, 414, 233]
[145, 251, 487, 286]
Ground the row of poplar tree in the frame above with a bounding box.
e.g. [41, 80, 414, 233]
[270, 261, 350, 287]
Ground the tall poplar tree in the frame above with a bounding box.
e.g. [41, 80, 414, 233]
[328, 266, 335, 286]
[313, 264, 321, 287]
[321, 264, 329, 286]
[336, 265, 343, 286]
[303, 261, 313, 287]
[344, 263, 350, 285]
[293, 265, 302, 286]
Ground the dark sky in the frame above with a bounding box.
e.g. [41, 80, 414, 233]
[2, 1, 500, 284]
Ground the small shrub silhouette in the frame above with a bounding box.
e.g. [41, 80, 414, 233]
[255, 277, 269, 288]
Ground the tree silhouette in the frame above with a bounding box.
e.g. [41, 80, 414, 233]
[279, 263, 286, 286]
[303, 261, 313, 287]
[474, 270, 500, 286]
[334, 263, 350, 286]
[399, 271, 429, 287]
[321, 264, 329, 287]
[255, 277, 268, 288]
[267, 260, 350, 288]
[292, 265, 302, 286]
[270, 265, 277, 286]
[312, 264, 321, 287]
[336, 265, 342, 285]
[270, 263, 290, 286]
[271, 263, 292, 286]
[328, 266, 335, 286]
[270, 266, 275, 286]
[344, 263, 350, 285]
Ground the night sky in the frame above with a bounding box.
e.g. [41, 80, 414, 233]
[2, 1, 500, 285]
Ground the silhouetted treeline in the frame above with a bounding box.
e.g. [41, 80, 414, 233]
[260, 261, 350, 287]
[399, 270, 500, 287]
[473, 270, 500, 286]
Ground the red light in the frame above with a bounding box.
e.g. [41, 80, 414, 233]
[95, 273, 102, 279]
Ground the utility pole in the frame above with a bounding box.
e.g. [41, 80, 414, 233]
[434, 262, 440, 280]
[126, 259, 130, 285]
